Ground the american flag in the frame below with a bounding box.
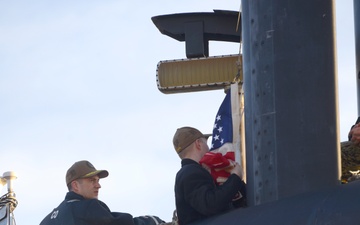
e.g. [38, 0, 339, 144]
[200, 82, 241, 184]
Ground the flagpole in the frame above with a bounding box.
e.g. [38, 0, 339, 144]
[239, 83, 246, 182]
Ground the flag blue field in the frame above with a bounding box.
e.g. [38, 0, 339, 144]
[210, 82, 241, 158]
[210, 88, 233, 150]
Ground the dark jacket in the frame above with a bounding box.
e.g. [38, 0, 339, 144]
[39, 192, 164, 225]
[175, 158, 246, 225]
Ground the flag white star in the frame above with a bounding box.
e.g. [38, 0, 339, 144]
[213, 123, 217, 129]
[220, 139, 224, 144]
[213, 134, 220, 141]
[217, 126, 223, 133]
[216, 115, 221, 121]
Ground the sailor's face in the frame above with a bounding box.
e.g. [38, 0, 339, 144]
[75, 175, 101, 199]
[199, 137, 210, 155]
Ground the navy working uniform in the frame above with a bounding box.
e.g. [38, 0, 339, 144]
[175, 158, 246, 225]
[40, 191, 163, 225]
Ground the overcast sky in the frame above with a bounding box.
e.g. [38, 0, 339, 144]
[0, 1, 357, 224]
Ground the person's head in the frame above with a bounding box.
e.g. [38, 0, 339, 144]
[65, 160, 109, 199]
[173, 126, 211, 160]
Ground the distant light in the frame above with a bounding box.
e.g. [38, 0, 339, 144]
[1, 171, 17, 192]
[156, 54, 242, 94]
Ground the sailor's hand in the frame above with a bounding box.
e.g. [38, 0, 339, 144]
[229, 163, 244, 180]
